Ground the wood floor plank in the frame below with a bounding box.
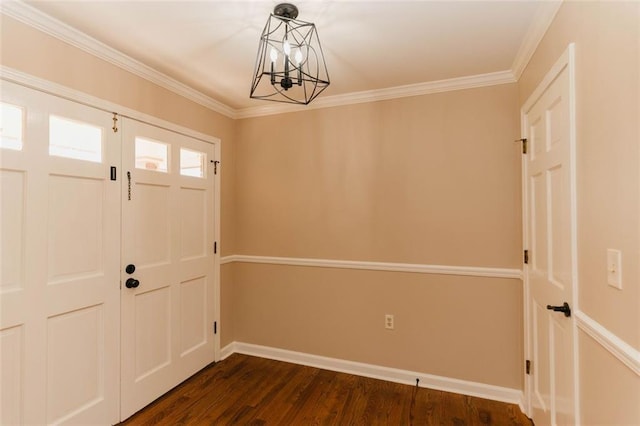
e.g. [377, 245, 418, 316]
[119, 354, 532, 426]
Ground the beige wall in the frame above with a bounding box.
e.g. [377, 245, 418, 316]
[0, 15, 238, 344]
[233, 85, 524, 389]
[236, 85, 522, 267]
[220, 263, 236, 347]
[233, 263, 523, 388]
[579, 331, 640, 425]
[519, 1, 639, 423]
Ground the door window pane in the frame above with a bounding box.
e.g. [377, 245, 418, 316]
[135, 138, 168, 172]
[49, 115, 102, 162]
[0, 103, 24, 151]
[180, 148, 205, 178]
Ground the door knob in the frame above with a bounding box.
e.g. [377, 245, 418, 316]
[546, 302, 571, 317]
[125, 278, 139, 289]
[125, 264, 136, 274]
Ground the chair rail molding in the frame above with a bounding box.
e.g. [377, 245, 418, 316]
[575, 310, 640, 376]
[220, 254, 522, 280]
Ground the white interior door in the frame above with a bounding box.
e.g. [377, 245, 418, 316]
[523, 45, 578, 426]
[0, 81, 120, 425]
[120, 118, 216, 420]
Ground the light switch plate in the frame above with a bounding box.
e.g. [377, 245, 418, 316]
[607, 249, 622, 289]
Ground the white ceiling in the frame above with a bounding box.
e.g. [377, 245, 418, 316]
[17, 0, 559, 115]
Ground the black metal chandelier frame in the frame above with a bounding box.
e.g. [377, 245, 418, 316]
[250, 3, 330, 105]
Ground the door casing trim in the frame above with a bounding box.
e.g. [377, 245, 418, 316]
[520, 42, 579, 423]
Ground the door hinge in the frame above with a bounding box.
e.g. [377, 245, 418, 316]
[112, 112, 118, 133]
[110, 166, 117, 181]
[524, 250, 529, 264]
[214, 241, 217, 254]
[515, 138, 527, 154]
[526, 359, 531, 375]
[214, 321, 217, 334]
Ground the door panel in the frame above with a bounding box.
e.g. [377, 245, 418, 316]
[523, 47, 577, 425]
[180, 277, 207, 355]
[135, 287, 172, 379]
[120, 119, 215, 420]
[46, 305, 104, 424]
[0, 81, 120, 425]
[134, 182, 172, 265]
[48, 175, 105, 281]
[0, 325, 23, 424]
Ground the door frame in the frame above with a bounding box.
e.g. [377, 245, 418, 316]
[1, 65, 223, 408]
[520, 43, 579, 422]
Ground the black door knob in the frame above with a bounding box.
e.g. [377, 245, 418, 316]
[125, 264, 136, 274]
[546, 302, 571, 317]
[125, 278, 139, 289]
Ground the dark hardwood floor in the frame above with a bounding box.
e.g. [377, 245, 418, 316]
[120, 354, 532, 425]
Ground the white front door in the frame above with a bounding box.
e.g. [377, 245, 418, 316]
[523, 45, 578, 425]
[0, 81, 120, 425]
[120, 119, 216, 420]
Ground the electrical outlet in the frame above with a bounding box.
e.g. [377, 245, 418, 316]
[607, 249, 622, 289]
[385, 314, 394, 330]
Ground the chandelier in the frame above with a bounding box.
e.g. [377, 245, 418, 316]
[250, 3, 330, 105]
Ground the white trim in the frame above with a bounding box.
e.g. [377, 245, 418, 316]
[0, 66, 220, 146]
[220, 342, 524, 407]
[220, 342, 236, 361]
[520, 82, 532, 417]
[0, 1, 236, 119]
[567, 43, 581, 426]
[575, 311, 640, 376]
[521, 44, 572, 114]
[213, 142, 222, 362]
[511, 1, 563, 79]
[235, 71, 517, 119]
[220, 255, 522, 279]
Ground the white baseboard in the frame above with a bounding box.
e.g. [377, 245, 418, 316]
[219, 342, 235, 361]
[220, 341, 524, 407]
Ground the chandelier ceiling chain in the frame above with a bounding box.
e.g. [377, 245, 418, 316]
[250, 3, 330, 105]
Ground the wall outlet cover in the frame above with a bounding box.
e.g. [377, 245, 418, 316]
[606, 249, 622, 290]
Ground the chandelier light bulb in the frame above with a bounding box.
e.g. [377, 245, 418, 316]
[283, 40, 291, 56]
[270, 48, 278, 63]
[294, 49, 303, 65]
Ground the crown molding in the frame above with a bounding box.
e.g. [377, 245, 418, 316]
[511, 0, 563, 79]
[0, 1, 237, 119]
[236, 70, 517, 119]
[3, 0, 561, 120]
